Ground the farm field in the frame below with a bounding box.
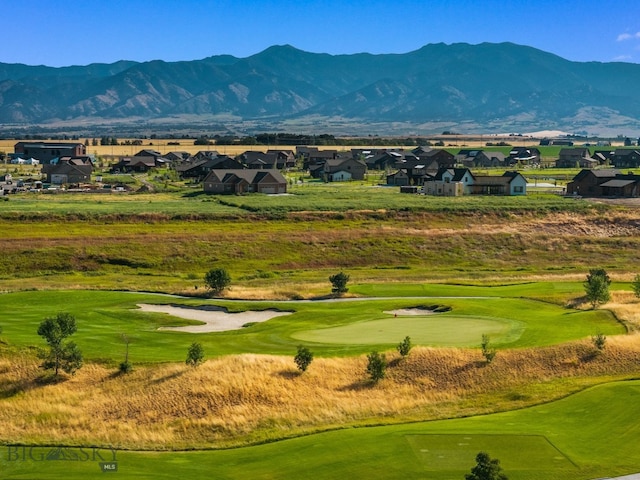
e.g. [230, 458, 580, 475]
[1, 175, 640, 478]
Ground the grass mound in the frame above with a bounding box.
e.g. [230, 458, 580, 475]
[1, 335, 639, 450]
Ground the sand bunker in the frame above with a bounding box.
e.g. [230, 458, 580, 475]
[137, 304, 292, 332]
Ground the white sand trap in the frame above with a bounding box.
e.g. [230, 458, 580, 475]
[137, 304, 292, 332]
[385, 308, 438, 316]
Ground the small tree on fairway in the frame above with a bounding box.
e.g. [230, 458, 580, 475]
[37, 313, 83, 376]
[465, 451, 508, 480]
[584, 268, 611, 308]
[204, 268, 231, 295]
[481, 334, 497, 364]
[294, 345, 314, 372]
[329, 271, 350, 296]
[632, 274, 640, 298]
[397, 335, 412, 359]
[366, 351, 386, 383]
[186, 342, 205, 368]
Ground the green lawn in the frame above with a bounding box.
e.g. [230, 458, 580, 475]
[0, 285, 624, 363]
[0, 187, 597, 220]
[293, 314, 525, 346]
[2, 380, 639, 479]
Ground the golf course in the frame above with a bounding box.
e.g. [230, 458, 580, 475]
[1, 186, 640, 479]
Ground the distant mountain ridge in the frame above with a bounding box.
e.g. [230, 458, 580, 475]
[2, 42, 640, 134]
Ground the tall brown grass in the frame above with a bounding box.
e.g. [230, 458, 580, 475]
[1, 335, 639, 450]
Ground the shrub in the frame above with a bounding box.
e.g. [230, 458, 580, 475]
[329, 271, 350, 295]
[592, 332, 607, 351]
[186, 342, 205, 368]
[397, 336, 412, 359]
[204, 268, 231, 294]
[119, 361, 133, 374]
[366, 351, 386, 384]
[294, 345, 314, 372]
[481, 334, 497, 364]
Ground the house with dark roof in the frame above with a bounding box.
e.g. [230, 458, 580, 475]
[566, 169, 623, 196]
[111, 156, 159, 173]
[472, 151, 506, 167]
[42, 159, 93, 184]
[193, 150, 221, 161]
[387, 161, 439, 186]
[421, 169, 526, 196]
[203, 169, 287, 194]
[323, 158, 366, 182]
[134, 149, 163, 159]
[13, 141, 86, 164]
[508, 147, 541, 166]
[164, 151, 190, 163]
[237, 151, 283, 169]
[386, 169, 412, 186]
[591, 150, 613, 166]
[556, 148, 597, 168]
[610, 149, 640, 168]
[176, 156, 244, 180]
[470, 171, 527, 196]
[415, 148, 455, 168]
[364, 151, 406, 170]
[267, 150, 296, 169]
[566, 168, 640, 197]
[598, 176, 640, 197]
[455, 149, 481, 166]
[422, 168, 475, 196]
[307, 149, 337, 166]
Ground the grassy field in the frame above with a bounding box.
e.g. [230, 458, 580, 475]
[1, 189, 637, 298]
[1, 170, 640, 478]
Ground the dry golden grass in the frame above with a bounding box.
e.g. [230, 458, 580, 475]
[0, 139, 365, 158]
[1, 334, 640, 450]
[604, 291, 640, 331]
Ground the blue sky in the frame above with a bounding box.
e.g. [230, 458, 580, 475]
[3, 0, 640, 67]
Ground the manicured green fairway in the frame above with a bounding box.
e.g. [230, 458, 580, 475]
[0, 286, 623, 362]
[2, 380, 639, 479]
[293, 314, 524, 346]
[405, 434, 576, 476]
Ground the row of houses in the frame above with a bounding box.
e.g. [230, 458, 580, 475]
[14, 141, 640, 198]
[303, 146, 541, 175]
[556, 148, 640, 169]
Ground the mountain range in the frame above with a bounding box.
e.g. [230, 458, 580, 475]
[1, 42, 640, 135]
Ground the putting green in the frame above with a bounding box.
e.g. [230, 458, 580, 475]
[291, 314, 525, 346]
